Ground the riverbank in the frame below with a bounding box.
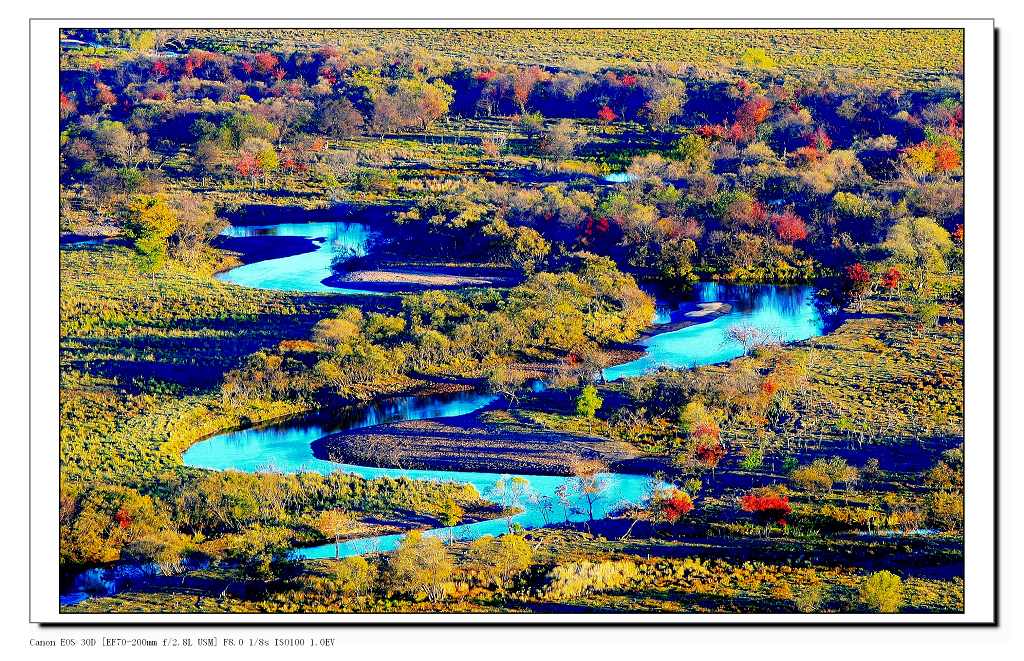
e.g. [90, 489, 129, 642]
[637, 301, 733, 339]
[323, 264, 521, 293]
[215, 233, 323, 266]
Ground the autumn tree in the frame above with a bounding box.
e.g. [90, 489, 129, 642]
[315, 97, 368, 139]
[315, 508, 355, 560]
[570, 459, 609, 524]
[490, 476, 531, 532]
[880, 266, 905, 298]
[652, 487, 695, 525]
[468, 534, 534, 585]
[59, 92, 78, 121]
[771, 210, 809, 243]
[927, 454, 964, 532]
[597, 105, 618, 123]
[119, 194, 179, 271]
[94, 82, 118, 110]
[671, 133, 712, 173]
[327, 556, 378, 596]
[881, 216, 953, 290]
[517, 112, 545, 141]
[858, 570, 905, 613]
[644, 94, 683, 129]
[512, 66, 544, 113]
[728, 324, 776, 355]
[235, 152, 261, 188]
[842, 263, 873, 311]
[388, 530, 453, 602]
[735, 96, 773, 136]
[739, 487, 792, 537]
[481, 218, 550, 273]
[122, 530, 192, 575]
[236, 138, 278, 188]
[538, 119, 587, 160]
[486, 361, 530, 409]
[167, 193, 228, 267]
[94, 121, 149, 169]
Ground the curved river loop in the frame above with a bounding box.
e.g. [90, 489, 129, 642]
[62, 218, 827, 605]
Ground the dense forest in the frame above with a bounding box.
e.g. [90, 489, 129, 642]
[59, 28, 964, 614]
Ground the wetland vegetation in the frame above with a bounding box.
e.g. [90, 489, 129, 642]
[59, 27, 964, 614]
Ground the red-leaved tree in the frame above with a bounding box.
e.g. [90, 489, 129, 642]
[739, 488, 792, 536]
[114, 508, 133, 529]
[735, 96, 773, 130]
[771, 210, 809, 243]
[151, 60, 170, 79]
[254, 52, 280, 75]
[597, 105, 618, 123]
[880, 266, 904, 296]
[695, 438, 726, 476]
[843, 263, 872, 311]
[658, 489, 694, 524]
[934, 145, 961, 172]
[235, 152, 262, 188]
[59, 92, 77, 120]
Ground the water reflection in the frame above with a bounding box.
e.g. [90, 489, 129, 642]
[216, 221, 378, 293]
[603, 285, 824, 380]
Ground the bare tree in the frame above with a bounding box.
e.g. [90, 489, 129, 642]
[570, 459, 610, 527]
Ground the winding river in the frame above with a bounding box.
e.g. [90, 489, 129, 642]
[198, 220, 825, 557]
[62, 219, 826, 604]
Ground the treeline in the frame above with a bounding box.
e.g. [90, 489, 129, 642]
[59, 35, 963, 287]
[60, 469, 483, 571]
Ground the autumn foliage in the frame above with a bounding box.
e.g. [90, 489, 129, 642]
[597, 105, 618, 123]
[658, 489, 695, 524]
[739, 488, 792, 531]
[254, 52, 280, 74]
[771, 210, 809, 243]
[235, 152, 261, 180]
[880, 266, 904, 292]
[934, 144, 961, 172]
[735, 96, 773, 129]
[114, 508, 133, 529]
[695, 441, 726, 470]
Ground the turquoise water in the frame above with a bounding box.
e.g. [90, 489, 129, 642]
[183, 390, 499, 474]
[183, 282, 824, 559]
[183, 389, 656, 559]
[93, 218, 826, 575]
[216, 221, 378, 293]
[65, 246, 825, 601]
[603, 283, 824, 381]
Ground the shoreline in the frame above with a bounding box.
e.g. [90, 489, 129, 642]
[636, 301, 733, 340]
[213, 233, 323, 267]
